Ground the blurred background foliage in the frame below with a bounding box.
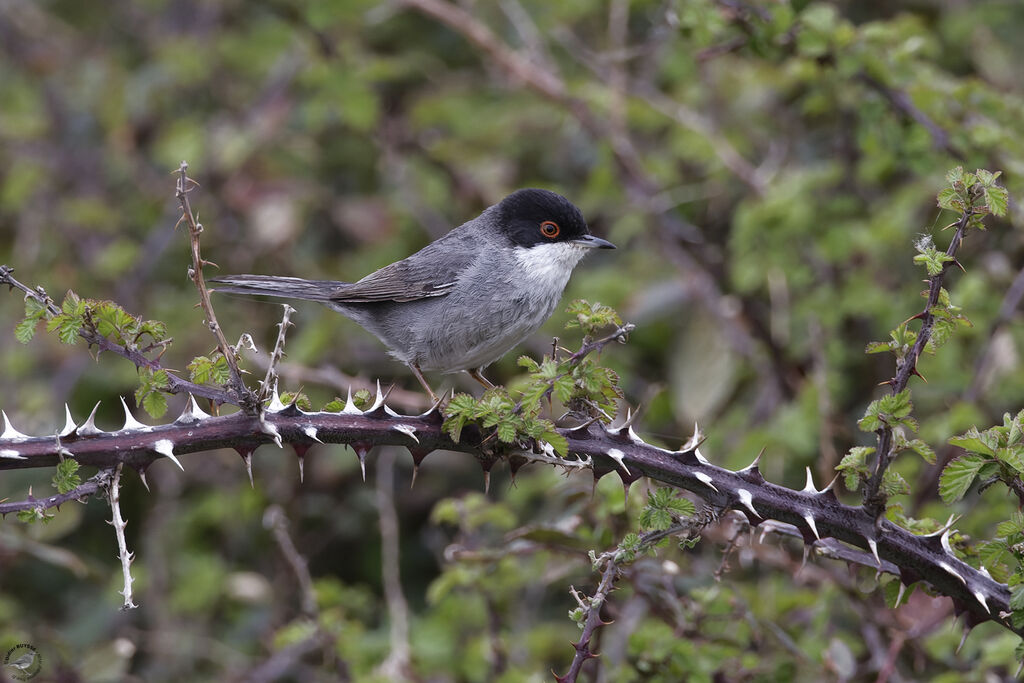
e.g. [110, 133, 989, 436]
[1, 0, 1023, 680]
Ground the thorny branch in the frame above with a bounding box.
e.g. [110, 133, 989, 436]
[862, 209, 973, 514]
[559, 511, 718, 683]
[0, 265, 232, 404]
[175, 161, 258, 413]
[259, 304, 296, 401]
[106, 463, 137, 610]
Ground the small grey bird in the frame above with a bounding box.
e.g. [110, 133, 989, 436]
[212, 189, 614, 400]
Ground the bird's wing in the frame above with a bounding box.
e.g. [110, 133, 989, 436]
[328, 238, 472, 304]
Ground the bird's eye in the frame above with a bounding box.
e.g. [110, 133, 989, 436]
[540, 221, 560, 238]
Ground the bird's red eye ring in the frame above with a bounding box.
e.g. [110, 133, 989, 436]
[540, 221, 560, 238]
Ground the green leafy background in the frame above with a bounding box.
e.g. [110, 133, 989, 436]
[2, 0, 1024, 679]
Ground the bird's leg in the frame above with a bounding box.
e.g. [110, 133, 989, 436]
[409, 363, 440, 403]
[468, 367, 496, 391]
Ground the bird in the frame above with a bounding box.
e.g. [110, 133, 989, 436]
[212, 188, 614, 401]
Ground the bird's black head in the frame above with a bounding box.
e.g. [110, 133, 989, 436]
[497, 188, 607, 249]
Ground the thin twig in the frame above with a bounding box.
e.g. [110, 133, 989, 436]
[106, 464, 138, 609]
[0, 471, 106, 517]
[0, 264, 233, 404]
[375, 448, 413, 681]
[863, 209, 973, 513]
[175, 162, 258, 413]
[263, 504, 317, 616]
[259, 304, 296, 401]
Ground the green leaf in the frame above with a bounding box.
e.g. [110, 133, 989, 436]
[984, 184, 1008, 217]
[14, 316, 39, 343]
[997, 446, 1024, 474]
[142, 390, 168, 419]
[52, 458, 82, 494]
[949, 427, 998, 456]
[542, 429, 569, 458]
[939, 455, 987, 503]
[516, 355, 539, 372]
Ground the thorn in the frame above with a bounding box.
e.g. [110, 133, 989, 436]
[259, 416, 282, 448]
[392, 424, 419, 444]
[694, 471, 718, 493]
[939, 560, 967, 585]
[973, 589, 990, 614]
[367, 380, 391, 413]
[910, 366, 928, 383]
[410, 465, 419, 489]
[420, 390, 448, 418]
[606, 448, 630, 476]
[119, 397, 147, 431]
[176, 395, 210, 424]
[137, 467, 150, 493]
[736, 489, 758, 519]
[896, 582, 907, 607]
[877, 379, 894, 387]
[302, 426, 322, 443]
[803, 513, 820, 541]
[269, 387, 285, 412]
[298, 455, 305, 483]
[60, 404, 77, 437]
[953, 258, 966, 273]
[820, 473, 840, 495]
[153, 439, 184, 471]
[77, 401, 104, 437]
[956, 626, 970, 655]
[483, 470, 491, 495]
[868, 538, 881, 568]
[342, 387, 362, 415]
[1, 410, 30, 441]
[741, 447, 765, 473]
[352, 443, 371, 481]
[802, 467, 818, 494]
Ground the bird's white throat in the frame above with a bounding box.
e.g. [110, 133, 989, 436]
[512, 242, 589, 293]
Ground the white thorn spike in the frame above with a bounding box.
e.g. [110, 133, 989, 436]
[741, 448, 764, 472]
[302, 426, 322, 443]
[822, 474, 839, 493]
[974, 590, 991, 614]
[189, 395, 210, 420]
[606, 448, 630, 476]
[956, 627, 969, 655]
[120, 397, 147, 431]
[269, 388, 285, 412]
[868, 538, 881, 568]
[78, 402, 104, 436]
[60, 404, 77, 437]
[153, 439, 184, 471]
[244, 454, 254, 488]
[979, 565, 993, 580]
[384, 405, 401, 417]
[939, 561, 966, 585]
[259, 417, 282, 448]
[802, 467, 818, 494]
[694, 448, 710, 465]
[940, 528, 954, 555]
[736, 489, 757, 517]
[0, 449, 26, 460]
[392, 424, 419, 444]
[803, 513, 820, 541]
[368, 380, 386, 412]
[138, 470, 150, 493]
[896, 582, 907, 607]
[1, 411, 30, 441]
[694, 472, 718, 493]
[627, 424, 644, 445]
[342, 387, 361, 415]
[298, 456, 304, 484]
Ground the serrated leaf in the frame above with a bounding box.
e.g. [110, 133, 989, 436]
[517, 355, 540, 372]
[984, 185, 1008, 217]
[949, 427, 998, 456]
[542, 430, 568, 457]
[141, 389, 168, 418]
[939, 455, 987, 503]
[14, 316, 38, 343]
[53, 458, 82, 494]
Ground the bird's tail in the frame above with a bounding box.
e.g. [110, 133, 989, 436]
[210, 275, 344, 302]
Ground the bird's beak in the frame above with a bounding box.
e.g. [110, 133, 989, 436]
[573, 234, 616, 249]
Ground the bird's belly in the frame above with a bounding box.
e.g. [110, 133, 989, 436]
[417, 288, 562, 372]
